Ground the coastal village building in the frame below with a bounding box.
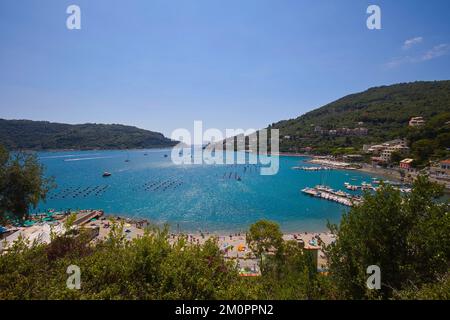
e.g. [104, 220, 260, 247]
[364, 144, 385, 154]
[366, 139, 409, 164]
[429, 160, 450, 190]
[0, 223, 66, 252]
[314, 126, 368, 136]
[441, 159, 450, 171]
[0, 211, 104, 252]
[337, 127, 368, 136]
[430, 159, 450, 178]
[409, 116, 425, 127]
[399, 158, 414, 170]
[380, 144, 409, 162]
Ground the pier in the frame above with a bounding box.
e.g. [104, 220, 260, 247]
[292, 166, 333, 171]
[301, 185, 363, 207]
[344, 182, 377, 191]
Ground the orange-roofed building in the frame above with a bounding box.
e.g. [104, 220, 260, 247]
[400, 158, 414, 170]
[439, 159, 450, 174]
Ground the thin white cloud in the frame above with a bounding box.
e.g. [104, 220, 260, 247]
[402, 36, 423, 50]
[421, 43, 450, 61]
[386, 43, 449, 68]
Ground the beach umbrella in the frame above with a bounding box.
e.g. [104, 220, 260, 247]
[23, 220, 35, 227]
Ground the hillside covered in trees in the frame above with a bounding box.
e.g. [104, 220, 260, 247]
[0, 119, 177, 150]
[270, 81, 450, 154]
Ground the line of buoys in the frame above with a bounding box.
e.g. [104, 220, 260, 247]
[48, 185, 109, 200]
[218, 163, 264, 181]
[221, 171, 244, 181]
[142, 178, 183, 192]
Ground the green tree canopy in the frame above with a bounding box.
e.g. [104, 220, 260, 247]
[390, 151, 404, 164]
[325, 176, 450, 299]
[0, 146, 54, 223]
[246, 220, 283, 265]
[411, 139, 437, 166]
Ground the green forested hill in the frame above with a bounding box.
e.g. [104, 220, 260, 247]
[270, 80, 450, 153]
[0, 119, 177, 150]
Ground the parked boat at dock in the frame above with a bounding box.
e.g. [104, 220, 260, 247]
[292, 166, 332, 171]
[344, 182, 377, 191]
[301, 185, 363, 207]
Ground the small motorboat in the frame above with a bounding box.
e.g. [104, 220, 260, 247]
[102, 172, 112, 177]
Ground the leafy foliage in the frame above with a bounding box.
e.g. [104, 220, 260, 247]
[246, 220, 283, 265]
[406, 112, 450, 166]
[395, 273, 450, 300]
[0, 147, 54, 223]
[325, 176, 450, 299]
[0, 224, 266, 300]
[257, 239, 334, 300]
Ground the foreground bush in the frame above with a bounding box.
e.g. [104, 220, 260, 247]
[326, 176, 450, 299]
[0, 226, 246, 300]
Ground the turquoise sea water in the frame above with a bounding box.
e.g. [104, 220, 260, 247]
[35, 149, 377, 233]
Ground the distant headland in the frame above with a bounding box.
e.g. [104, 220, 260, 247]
[0, 119, 178, 151]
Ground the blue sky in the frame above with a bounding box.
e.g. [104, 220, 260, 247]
[0, 0, 449, 137]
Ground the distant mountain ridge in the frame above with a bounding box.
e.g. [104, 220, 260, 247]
[268, 80, 450, 153]
[0, 119, 177, 150]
